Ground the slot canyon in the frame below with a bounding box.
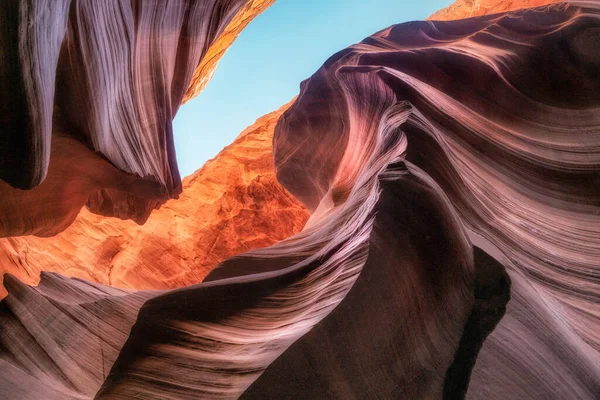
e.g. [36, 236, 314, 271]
[0, 0, 599, 399]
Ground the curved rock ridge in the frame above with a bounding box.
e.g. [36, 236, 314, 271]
[0, 271, 162, 399]
[0, 100, 308, 299]
[429, 0, 559, 20]
[0, 0, 274, 237]
[1, 2, 600, 399]
[275, 0, 600, 350]
[100, 2, 600, 398]
[182, 0, 276, 104]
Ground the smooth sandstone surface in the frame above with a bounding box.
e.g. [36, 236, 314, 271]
[1, 1, 599, 399]
[429, 0, 559, 19]
[0, 0, 275, 237]
[0, 0, 572, 298]
[0, 101, 307, 298]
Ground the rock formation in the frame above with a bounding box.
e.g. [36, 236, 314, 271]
[0, 0, 274, 238]
[0, 0, 572, 299]
[0, 101, 307, 298]
[2, 1, 600, 399]
[429, 0, 558, 19]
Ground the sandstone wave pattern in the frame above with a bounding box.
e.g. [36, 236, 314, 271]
[1, 1, 599, 399]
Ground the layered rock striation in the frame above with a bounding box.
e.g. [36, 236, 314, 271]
[429, 0, 559, 19]
[0, 101, 307, 298]
[1, 1, 600, 399]
[0, 0, 274, 237]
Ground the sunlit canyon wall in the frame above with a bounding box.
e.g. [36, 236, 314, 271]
[1, 1, 599, 399]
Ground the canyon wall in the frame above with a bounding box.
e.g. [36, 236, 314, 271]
[0, 0, 569, 299]
[0, 0, 297, 297]
[1, 1, 599, 399]
[429, 0, 558, 19]
[0, 0, 275, 238]
[0, 101, 307, 298]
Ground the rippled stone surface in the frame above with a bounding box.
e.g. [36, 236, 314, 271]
[1, 1, 599, 399]
[429, 0, 559, 19]
[0, 0, 274, 237]
[0, 101, 307, 299]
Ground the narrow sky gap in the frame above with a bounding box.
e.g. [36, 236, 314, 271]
[173, 0, 451, 177]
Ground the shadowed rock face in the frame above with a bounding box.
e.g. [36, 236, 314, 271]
[0, 101, 308, 299]
[1, 1, 600, 400]
[0, 0, 274, 237]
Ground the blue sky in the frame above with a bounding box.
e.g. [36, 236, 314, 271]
[173, 0, 451, 177]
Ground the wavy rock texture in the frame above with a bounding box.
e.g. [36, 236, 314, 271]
[0, 101, 307, 299]
[429, 0, 559, 19]
[2, 1, 600, 400]
[0, 0, 274, 237]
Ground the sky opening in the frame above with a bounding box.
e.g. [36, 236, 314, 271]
[173, 0, 451, 177]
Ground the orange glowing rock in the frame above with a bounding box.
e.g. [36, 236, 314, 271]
[0, 101, 307, 298]
[428, 0, 558, 20]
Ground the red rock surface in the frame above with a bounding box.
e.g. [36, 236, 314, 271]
[0, 101, 308, 298]
[98, 3, 600, 396]
[0, 0, 566, 303]
[0, 0, 275, 238]
[1, 2, 599, 399]
[428, 0, 558, 20]
[2, 3, 599, 398]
